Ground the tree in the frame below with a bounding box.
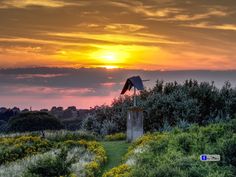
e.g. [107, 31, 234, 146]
[8, 111, 64, 132]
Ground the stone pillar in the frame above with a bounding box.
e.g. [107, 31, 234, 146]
[127, 107, 144, 142]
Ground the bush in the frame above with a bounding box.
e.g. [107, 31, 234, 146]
[0, 120, 7, 132]
[24, 149, 72, 177]
[0, 136, 52, 165]
[81, 114, 101, 134]
[0, 132, 107, 177]
[100, 120, 118, 136]
[44, 130, 97, 142]
[8, 112, 64, 132]
[105, 133, 126, 141]
[84, 80, 236, 133]
[121, 120, 236, 177]
[175, 133, 193, 154]
[220, 135, 236, 167]
[102, 164, 131, 177]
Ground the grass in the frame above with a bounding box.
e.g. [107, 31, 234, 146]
[99, 141, 130, 176]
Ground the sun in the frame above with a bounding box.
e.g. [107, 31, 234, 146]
[94, 50, 120, 63]
[102, 52, 117, 62]
[90, 47, 129, 66]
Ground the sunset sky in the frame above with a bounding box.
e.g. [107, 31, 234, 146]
[0, 0, 236, 109]
[1, 0, 236, 70]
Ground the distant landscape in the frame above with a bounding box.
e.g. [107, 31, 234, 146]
[1, 78, 236, 176]
[1, 67, 236, 109]
[1, 0, 236, 176]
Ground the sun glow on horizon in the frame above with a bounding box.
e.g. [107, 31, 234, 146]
[90, 48, 130, 65]
[99, 65, 119, 69]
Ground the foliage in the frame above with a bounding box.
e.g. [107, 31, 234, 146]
[0, 136, 52, 164]
[24, 148, 72, 177]
[0, 150, 59, 177]
[0, 120, 7, 132]
[122, 119, 236, 177]
[105, 133, 126, 141]
[81, 96, 132, 135]
[101, 120, 119, 136]
[80, 140, 107, 176]
[8, 111, 64, 132]
[0, 131, 107, 177]
[102, 164, 131, 177]
[44, 130, 97, 142]
[82, 80, 236, 133]
[60, 139, 107, 176]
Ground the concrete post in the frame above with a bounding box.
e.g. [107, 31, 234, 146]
[127, 107, 144, 142]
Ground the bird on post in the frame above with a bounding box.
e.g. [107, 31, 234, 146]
[121, 76, 144, 106]
[121, 76, 144, 94]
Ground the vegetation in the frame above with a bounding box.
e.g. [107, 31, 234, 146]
[8, 112, 64, 132]
[1, 79, 236, 177]
[82, 80, 236, 134]
[105, 119, 236, 177]
[105, 133, 126, 141]
[24, 148, 72, 177]
[0, 131, 107, 177]
[101, 141, 129, 175]
[102, 164, 131, 177]
[0, 136, 52, 164]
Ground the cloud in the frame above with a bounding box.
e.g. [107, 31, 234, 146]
[0, 0, 236, 70]
[134, 7, 182, 18]
[171, 8, 228, 21]
[104, 23, 147, 32]
[0, 0, 74, 8]
[109, 0, 229, 21]
[1, 67, 236, 109]
[183, 22, 236, 31]
[46, 31, 187, 45]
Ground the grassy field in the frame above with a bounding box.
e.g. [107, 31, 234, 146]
[100, 141, 130, 176]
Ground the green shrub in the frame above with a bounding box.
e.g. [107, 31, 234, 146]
[24, 149, 72, 177]
[45, 130, 97, 142]
[0, 136, 52, 165]
[220, 135, 236, 167]
[105, 133, 126, 141]
[123, 119, 236, 177]
[175, 133, 194, 154]
[102, 164, 131, 177]
[8, 112, 64, 132]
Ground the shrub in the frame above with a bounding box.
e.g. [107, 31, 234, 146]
[0, 133, 107, 177]
[84, 80, 236, 133]
[105, 133, 126, 141]
[81, 114, 101, 133]
[0, 120, 7, 132]
[0, 136, 52, 165]
[0, 150, 59, 177]
[102, 164, 131, 177]
[175, 133, 193, 154]
[220, 135, 236, 167]
[24, 149, 72, 177]
[8, 112, 64, 132]
[44, 130, 97, 142]
[122, 120, 236, 177]
[100, 120, 118, 136]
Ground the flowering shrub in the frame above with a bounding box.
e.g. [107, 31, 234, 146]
[102, 164, 131, 177]
[0, 132, 107, 177]
[45, 130, 97, 142]
[105, 133, 126, 141]
[0, 136, 52, 164]
[0, 150, 59, 177]
[79, 140, 107, 177]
